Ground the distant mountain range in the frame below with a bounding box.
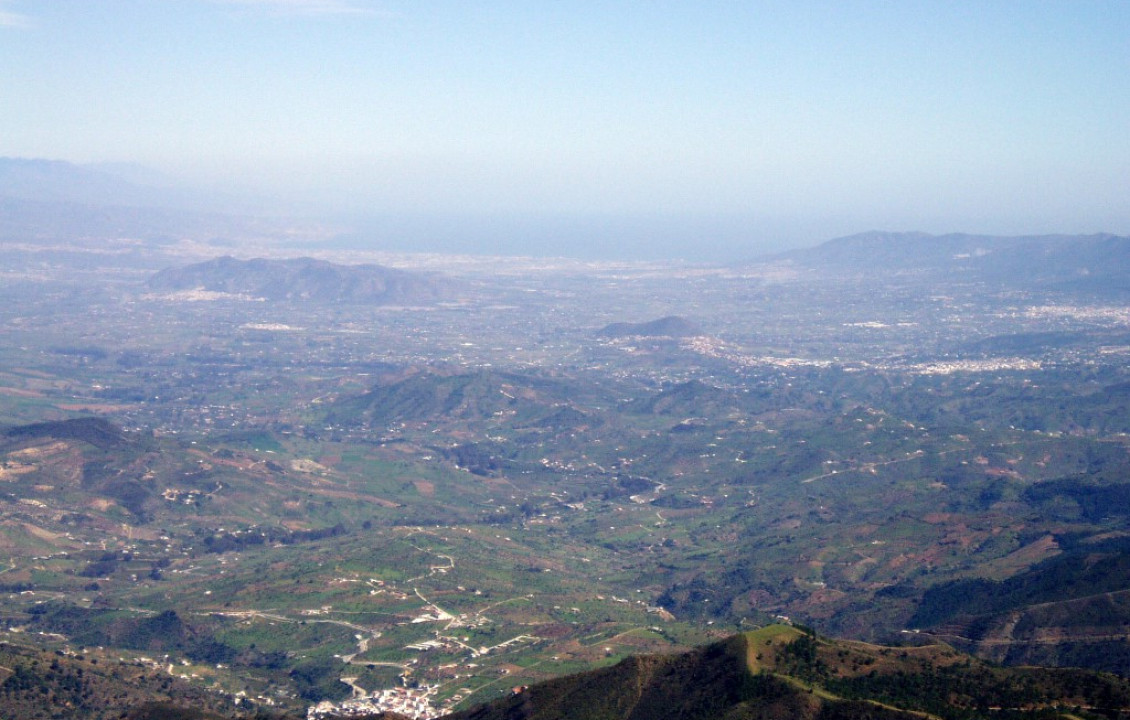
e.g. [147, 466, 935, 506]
[148, 256, 458, 304]
[0, 156, 319, 247]
[0, 194, 238, 245]
[4, 158, 1130, 272]
[0, 157, 178, 208]
[773, 231, 1130, 291]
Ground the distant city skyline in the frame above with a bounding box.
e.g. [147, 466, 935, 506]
[2, 1, 1128, 257]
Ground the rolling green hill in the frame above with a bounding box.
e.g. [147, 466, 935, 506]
[326, 366, 591, 429]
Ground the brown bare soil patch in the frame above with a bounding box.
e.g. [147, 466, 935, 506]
[923, 512, 954, 524]
[0, 464, 35, 481]
[0, 387, 42, 398]
[21, 523, 60, 542]
[10, 368, 53, 379]
[302, 485, 400, 508]
[982, 533, 1061, 578]
[290, 458, 330, 474]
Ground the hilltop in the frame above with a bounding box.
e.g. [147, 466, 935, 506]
[3, 417, 136, 450]
[327, 366, 601, 427]
[597, 315, 703, 338]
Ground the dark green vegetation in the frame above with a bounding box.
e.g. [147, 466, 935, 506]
[1, 232, 1130, 716]
[0, 640, 289, 720]
[448, 625, 1130, 720]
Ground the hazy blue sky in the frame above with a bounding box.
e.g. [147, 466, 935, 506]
[1, 1, 1128, 256]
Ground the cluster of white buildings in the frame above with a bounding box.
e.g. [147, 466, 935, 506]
[307, 686, 439, 720]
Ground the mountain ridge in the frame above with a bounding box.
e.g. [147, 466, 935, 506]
[442, 624, 1130, 720]
[148, 256, 458, 304]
